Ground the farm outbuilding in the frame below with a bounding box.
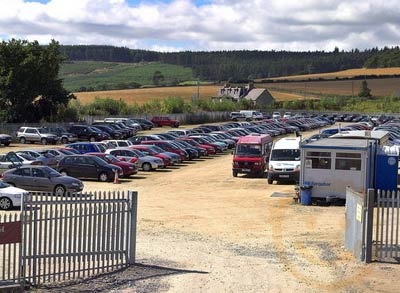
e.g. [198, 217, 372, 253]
[243, 88, 275, 106]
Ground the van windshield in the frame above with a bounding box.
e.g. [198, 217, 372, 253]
[270, 149, 300, 161]
[235, 144, 261, 157]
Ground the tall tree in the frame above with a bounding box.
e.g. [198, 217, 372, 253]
[358, 80, 372, 98]
[0, 39, 74, 122]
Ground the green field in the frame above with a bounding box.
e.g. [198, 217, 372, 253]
[59, 61, 194, 92]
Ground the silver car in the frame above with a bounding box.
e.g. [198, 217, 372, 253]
[105, 147, 164, 171]
[16, 127, 59, 145]
[3, 166, 84, 196]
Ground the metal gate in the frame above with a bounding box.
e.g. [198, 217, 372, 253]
[0, 190, 137, 287]
[371, 189, 400, 261]
[0, 213, 21, 287]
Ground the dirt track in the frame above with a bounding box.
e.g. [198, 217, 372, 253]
[2, 126, 400, 292]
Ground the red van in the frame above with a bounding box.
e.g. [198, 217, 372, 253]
[232, 134, 273, 178]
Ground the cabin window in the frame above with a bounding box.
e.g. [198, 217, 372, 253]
[335, 153, 361, 171]
[305, 151, 331, 169]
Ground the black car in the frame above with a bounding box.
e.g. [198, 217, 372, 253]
[47, 127, 78, 144]
[0, 134, 12, 146]
[68, 125, 110, 142]
[57, 155, 122, 182]
[91, 124, 123, 139]
[131, 118, 154, 130]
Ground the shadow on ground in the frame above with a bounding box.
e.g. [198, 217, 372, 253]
[36, 263, 208, 292]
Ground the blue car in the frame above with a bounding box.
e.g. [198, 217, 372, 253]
[65, 142, 102, 154]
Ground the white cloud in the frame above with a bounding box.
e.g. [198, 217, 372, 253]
[0, 0, 399, 51]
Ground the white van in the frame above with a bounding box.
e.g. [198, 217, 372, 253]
[267, 137, 301, 184]
[239, 110, 263, 121]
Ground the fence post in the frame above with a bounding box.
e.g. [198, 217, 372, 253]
[128, 191, 138, 265]
[365, 188, 375, 263]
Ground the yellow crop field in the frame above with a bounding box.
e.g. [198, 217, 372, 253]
[75, 85, 309, 105]
[268, 90, 317, 100]
[75, 85, 221, 104]
[257, 67, 400, 81]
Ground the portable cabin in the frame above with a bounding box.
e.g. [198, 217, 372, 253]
[300, 138, 377, 200]
[330, 130, 389, 146]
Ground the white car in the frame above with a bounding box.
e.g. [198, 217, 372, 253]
[0, 181, 29, 210]
[105, 148, 164, 171]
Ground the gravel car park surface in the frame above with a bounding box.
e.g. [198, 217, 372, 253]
[1, 123, 400, 292]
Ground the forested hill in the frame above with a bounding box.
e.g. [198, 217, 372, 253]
[364, 47, 400, 68]
[59, 45, 382, 81]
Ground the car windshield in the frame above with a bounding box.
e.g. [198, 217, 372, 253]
[270, 149, 300, 161]
[131, 150, 144, 157]
[17, 153, 35, 161]
[46, 167, 62, 177]
[118, 141, 129, 147]
[141, 148, 156, 155]
[150, 146, 164, 153]
[105, 154, 119, 163]
[38, 128, 50, 134]
[91, 156, 109, 166]
[0, 181, 10, 188]
[235, 144, 262, 157]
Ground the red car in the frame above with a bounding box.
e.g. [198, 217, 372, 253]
[177, 137, 216, 155]
[151, 116, 180, 128]
[142, 140, 188, 161]
[86, 152, 138, 178]
[130, 145, 171, 167]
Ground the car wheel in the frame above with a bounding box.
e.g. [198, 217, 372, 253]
[4, 142, 10, 146]
[232, 170, 238, 177]
[41, 138, 47, 145]
[0, 197, 13, 210]
[267, 178, 273, 184]
[142, 162, 152, 172]
[19, 137, 26, 144]
[60, 170, 68, 176]
[54, 185, 66, 197]
[99, 172, 109, 182]
[61, 137, 68, 144]
[89, 136, 96, 142]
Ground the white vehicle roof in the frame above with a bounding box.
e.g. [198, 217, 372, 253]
[272, 137, 301, 150]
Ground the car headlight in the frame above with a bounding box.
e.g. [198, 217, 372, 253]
[71, 183, 80, 187]
[254, 162, 260, 166]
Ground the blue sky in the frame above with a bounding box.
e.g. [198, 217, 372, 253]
[1, 0, 400, 52]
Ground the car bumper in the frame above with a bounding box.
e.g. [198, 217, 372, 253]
[268, 171, 299, 182]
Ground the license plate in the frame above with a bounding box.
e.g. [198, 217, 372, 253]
[242, 169, 251, 172]
[279, 174, 290, 178]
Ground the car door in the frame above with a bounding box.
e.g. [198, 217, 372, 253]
[31, 167, 52, 191]
[6, 168, 32, 189]
[84, 157, 100, 179]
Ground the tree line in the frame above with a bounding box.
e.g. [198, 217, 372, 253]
[59, 45, 390, 81]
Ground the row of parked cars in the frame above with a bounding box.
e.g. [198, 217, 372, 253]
[9, 116, 181, 146]
[0, 115, 336, 210]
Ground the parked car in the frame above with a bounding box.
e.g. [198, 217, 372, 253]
[46, 127, 78, 144]
[57, 155, 122, 182]
[3, 166, 84, 196]
[17, 127, 59, 145]
[0, 181, 29, 210]
[68, 125, 111, 142]
[90, 124, 123, 139]
[65, 142, 103, 154]
[130, 145, 178, 166]
[16, 150, 58, 168]
[86, 152, 138, 177]
[0, 134, 12, 146]
[151, 116, 180, 128]
[105, 148, 164, 171]
[0, 152, 41, 173]
[131, 118, 154, 130]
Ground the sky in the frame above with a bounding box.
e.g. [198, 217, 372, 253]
[0, 0, 399, 52]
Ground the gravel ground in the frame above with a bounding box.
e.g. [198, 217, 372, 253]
[2, 124, 400, 292]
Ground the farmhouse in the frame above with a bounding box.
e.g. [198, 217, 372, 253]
[217, 86, 247, 101]
[243, 88, 275, 106]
